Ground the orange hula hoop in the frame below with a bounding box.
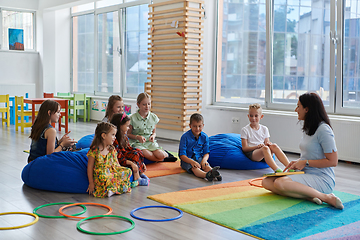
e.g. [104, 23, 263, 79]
[59, 202, 113, 219]
[248, 177, 264, 188]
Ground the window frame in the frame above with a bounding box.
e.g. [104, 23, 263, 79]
[70, 0, 150, 96]
[214, 0, 360, 116]
[0, 7, 36, 52]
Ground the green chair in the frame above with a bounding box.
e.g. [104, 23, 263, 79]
[57, 92, 71, 97]
[68, 93, 86, 123]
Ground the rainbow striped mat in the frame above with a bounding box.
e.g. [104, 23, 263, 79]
[148, 179, 360, 240]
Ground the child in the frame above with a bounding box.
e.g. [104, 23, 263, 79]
[87, 122, 133, 198]
[127, 93, 168, 162]
[28, 100, 77, 163]
[179, 113, 221, 181]
[241, 103, 290, 173]
[111, 112, 149, 186]
[102, 95, 124, 122]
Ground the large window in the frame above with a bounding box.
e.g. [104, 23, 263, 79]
[216, 0, 360, 115]
[71, 1, 149, 96]
[1, 9, 35, 50]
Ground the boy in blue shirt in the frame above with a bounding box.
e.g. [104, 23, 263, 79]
[179, 113, 221, 181]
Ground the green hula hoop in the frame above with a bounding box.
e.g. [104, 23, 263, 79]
[33, 202, 87, 218]
[77, 215, 135, 235]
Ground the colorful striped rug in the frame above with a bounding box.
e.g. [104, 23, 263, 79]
[148, 179, 360, 240]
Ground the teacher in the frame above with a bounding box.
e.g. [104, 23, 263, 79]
[262, 92, 344, 209]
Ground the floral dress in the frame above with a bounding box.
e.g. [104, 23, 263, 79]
[113, 138, 146, 173]
[87, 147, 132, 198]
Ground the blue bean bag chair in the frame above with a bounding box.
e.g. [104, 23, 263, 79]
[21, 148, 133, 193]
[76, 134, 94, 149]
[208, 133, 269, 170]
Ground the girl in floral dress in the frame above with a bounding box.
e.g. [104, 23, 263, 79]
[87, 122, 132, 198]
[111, 112, 149, 186]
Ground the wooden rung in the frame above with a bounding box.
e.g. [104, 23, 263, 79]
[149, 12, 185, 21]
[148, 82, 202, 87]
[149, 0, 204, 8]
[184, 56, 203, 60]
[150, 22, 203, 31]
[159, 119, 187, 126]
[152, 103, 185, 109]
[184, 45, 203, 50]
[149, 18, 186, 26]
[149, 7, 184, 16]
[147, 87, 200, 93]
[149, 39, 184, 45]
[148, 92, 201, 98]
[185, 18, 204, 23]
[149, 61, 185, 66]
[150, 28, 204, 36]
[152, 107, 184, 115]
[149, 35, 187, 41]
[148, 56, 184, 60]
[185, 40, 203, 44]
[147, 76, 202, 81]
[149, 51, 202, 57]
[184, 23, 204, 29]
[185, 7, 205, 13]
[152, 97, 202, 104]
[185, 13, 203, 18]
[149, 66, 184, 70]
[149, 72, 201, 77]
[157, 124, 185, 131]
[156, 113, 187, 121]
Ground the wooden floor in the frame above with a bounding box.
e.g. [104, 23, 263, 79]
[1, 120, 360, 239]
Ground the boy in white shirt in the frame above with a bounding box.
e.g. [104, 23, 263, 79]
[241, 103, 290, 173]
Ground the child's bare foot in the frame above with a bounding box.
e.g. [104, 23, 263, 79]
[325, 193, 344, 209]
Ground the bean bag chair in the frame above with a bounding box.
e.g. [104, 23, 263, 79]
[21, 148, 133, 193]
[76, 134, 94, 149]
[208, 133, 269, 170]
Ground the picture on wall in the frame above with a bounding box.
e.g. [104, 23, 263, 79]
[8, 28, 24, 50]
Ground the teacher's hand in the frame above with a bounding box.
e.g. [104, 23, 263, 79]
[284, 159, 306, 172]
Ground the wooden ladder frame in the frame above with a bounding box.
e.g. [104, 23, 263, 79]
[147, 0, 204, 132]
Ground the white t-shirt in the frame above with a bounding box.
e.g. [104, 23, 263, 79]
[240, 124, 270, 147]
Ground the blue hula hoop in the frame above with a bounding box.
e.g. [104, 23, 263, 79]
[130, 205, 183, 222]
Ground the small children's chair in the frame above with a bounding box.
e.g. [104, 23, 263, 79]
[0, 94, 10, 126]
[68, 93, 86, 123]
[15, 96, 33, 132]
[44, 93, 54, 98]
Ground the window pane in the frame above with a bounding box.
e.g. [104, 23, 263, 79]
[72, 14, 95, 93]
[124, 4, 149, 95]
[343, 2, 360, 108]
[2, 10, 34, 50]
[216, 1, 266, 104]
[97, 11, 120, 93]
[272, 1, 330, 104]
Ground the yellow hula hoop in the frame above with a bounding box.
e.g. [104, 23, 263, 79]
[0, 212, 39, 230]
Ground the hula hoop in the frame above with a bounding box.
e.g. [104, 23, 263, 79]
[77, 215, 135, 235]
[0, 212, 39, 230]
[59, 203, 112, 219]
[249, 177, 264, 188]
[33, 202, 87, 218]
[130, 205, 183, 222]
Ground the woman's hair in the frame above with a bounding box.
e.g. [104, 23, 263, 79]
[299, 92, 331, 136]
[105, 95, 123, 119]
[90, 122, 117, 150]
[110, 113, 130, 149]
[29, 100, 60, 141]
[137, 92, 151, 105]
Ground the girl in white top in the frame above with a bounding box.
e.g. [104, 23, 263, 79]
[241, 103, 290, 173]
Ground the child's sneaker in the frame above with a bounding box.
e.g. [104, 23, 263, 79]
[131, 180, 139, 188]
[205, 166, 220, 181]
[138, 177, 149, 186]
[140, 173, 150, 181]
[108, 190, 115, 197]
[275, 168, 283, 173]
[215, 175, 222, 181]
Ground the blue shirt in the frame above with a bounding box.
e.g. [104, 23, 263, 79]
[178, 129, 210, 161]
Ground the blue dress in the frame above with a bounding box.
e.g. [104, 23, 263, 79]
[289, 122, 337, 194]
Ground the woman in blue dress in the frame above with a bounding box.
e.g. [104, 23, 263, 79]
[262, 93, 344, 209]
